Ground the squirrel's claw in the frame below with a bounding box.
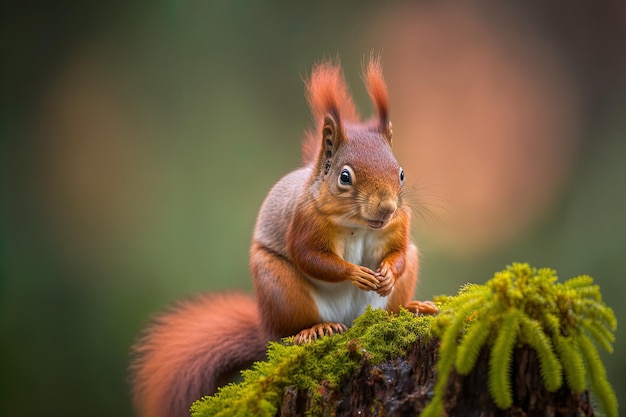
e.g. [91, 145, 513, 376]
[293, 322, 348, 345]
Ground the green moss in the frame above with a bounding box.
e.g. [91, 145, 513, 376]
[190, 307, 433, 417]
[191, 263, 617, 417]
[422, 263, 618, 417]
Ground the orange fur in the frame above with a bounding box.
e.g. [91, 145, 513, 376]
[306, 59, 359, 124]
[301, 60, 358, 165]
[250, 241, 322, 338]
[365, 54, 390, 129]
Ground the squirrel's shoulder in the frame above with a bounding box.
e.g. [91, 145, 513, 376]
[253, 165, 313, 254]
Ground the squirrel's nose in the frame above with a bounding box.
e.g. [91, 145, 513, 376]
[378, 200, 397, 219]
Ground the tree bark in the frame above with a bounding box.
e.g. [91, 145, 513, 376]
[279, 337, 594, 417]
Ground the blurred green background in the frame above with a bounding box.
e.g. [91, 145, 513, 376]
[2, 2, 625, 416]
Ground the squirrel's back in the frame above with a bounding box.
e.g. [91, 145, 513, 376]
[253, 166, 311, 259]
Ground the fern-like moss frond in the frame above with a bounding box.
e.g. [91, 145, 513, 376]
[563, 274, 595, 290]
[430, 297, 486, 408]
[578, 333, 618, 417]
[438, 284, 492, 313]
[580, 318, 615, 353]
[575, 298, 617, 331]
[536, 308, 561, 336]
[554, 334, 587, 393]
[487, 309, 520, 409]
[455, 312, 492, 375]
[423, 286, 494, 417]
[518, 315, 562, 391]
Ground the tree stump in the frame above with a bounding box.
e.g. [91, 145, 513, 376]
[279, 337, 594, 417]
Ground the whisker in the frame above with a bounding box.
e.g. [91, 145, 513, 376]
[402, 181, 449, 231]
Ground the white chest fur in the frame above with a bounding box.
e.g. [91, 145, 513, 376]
[310, 228, 390, 325]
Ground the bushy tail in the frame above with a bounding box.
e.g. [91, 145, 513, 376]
[130, 293, 269, 417]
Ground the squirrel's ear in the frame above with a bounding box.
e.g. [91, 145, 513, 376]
[322, 115, 337, 145]
[318, 114, 342, 176]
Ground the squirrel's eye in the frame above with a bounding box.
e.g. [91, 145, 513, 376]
[339, 168, 352, 186]
[399, 168, 405, 185]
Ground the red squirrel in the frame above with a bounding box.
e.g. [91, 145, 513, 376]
[131, 56, 437, 417]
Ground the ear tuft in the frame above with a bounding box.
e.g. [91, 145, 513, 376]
[301, 60, 358, 165]
[364, 54, 391, 141]
[305, 60, 358, 124]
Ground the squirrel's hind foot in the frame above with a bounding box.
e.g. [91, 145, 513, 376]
[405, 300, 439, 315]
[293, 322, 348, 345]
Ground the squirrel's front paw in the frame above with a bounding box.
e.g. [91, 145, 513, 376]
[348, 266, 379, 291]
[293, 322, 348, 345]
[375, 264, 395, 296]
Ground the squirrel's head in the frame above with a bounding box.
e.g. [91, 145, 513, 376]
[303, 56, 405, 230]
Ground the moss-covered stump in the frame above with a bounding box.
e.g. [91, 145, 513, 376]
[191, 308, 434, 417]
[278, 341, 593, 417]
[191, 263, 617, 417]
[279, 336, 439, 416]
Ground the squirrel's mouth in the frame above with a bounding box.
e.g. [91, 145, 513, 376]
[367, 220, 387, 229]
